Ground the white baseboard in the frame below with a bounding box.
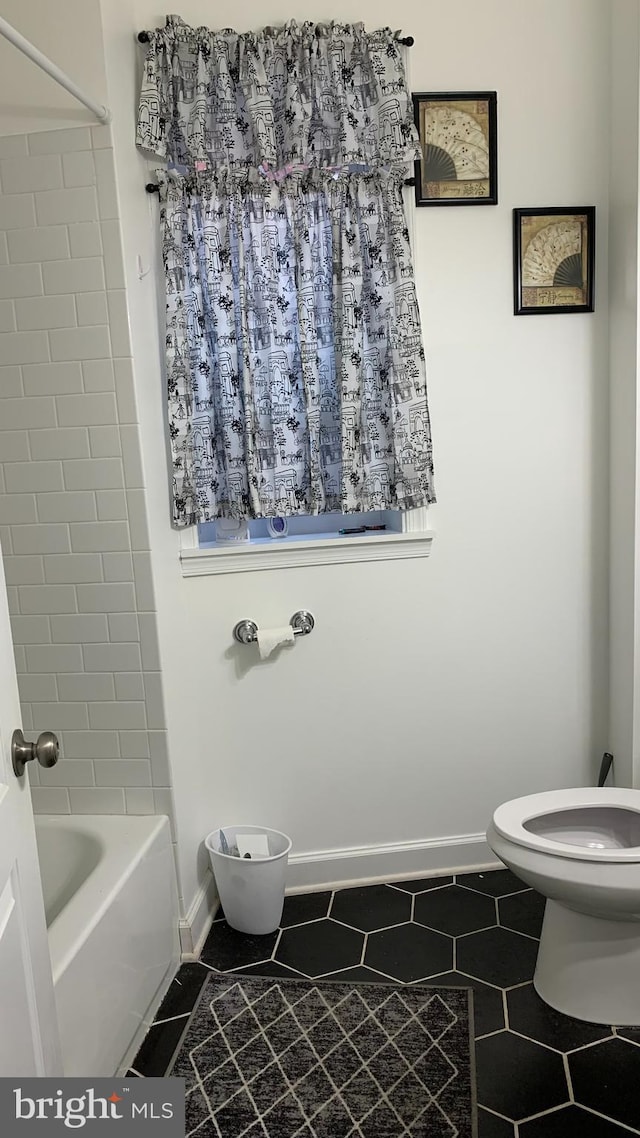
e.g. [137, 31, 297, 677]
[179, 870, 219, 960]
[286, 832, 500, 893]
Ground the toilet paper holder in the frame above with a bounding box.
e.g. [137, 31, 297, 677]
[233, 611, 315, 645]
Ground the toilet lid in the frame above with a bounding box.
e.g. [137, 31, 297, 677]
[492, 787, 640, 862]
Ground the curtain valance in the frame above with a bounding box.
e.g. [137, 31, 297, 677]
[137, 16, 421, 171]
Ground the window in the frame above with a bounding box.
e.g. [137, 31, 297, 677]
[198, 509, 396, 545]
[180, 508, 433, 576]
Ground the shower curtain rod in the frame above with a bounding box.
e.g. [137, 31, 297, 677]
[0, 16, 111, 125]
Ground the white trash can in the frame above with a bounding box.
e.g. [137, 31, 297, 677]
[205, 824, 292, 935]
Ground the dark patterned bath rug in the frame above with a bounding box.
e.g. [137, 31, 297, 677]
[169, 972, 475, 1137]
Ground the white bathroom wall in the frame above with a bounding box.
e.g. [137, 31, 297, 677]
[0, 123, 174, 826]
[609, 0, 640, 789]
[0, 1, 107, 137]
[98, 0, 612, 919]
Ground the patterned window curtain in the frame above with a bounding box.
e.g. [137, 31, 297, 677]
[137, 16, 436, 526]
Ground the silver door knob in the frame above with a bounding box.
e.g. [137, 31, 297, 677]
[12, 729, 60, 778]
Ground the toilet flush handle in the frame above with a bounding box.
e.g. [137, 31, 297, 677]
[11, 728, 60, 778]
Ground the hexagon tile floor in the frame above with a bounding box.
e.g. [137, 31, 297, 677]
[131, 869, 640, 1136]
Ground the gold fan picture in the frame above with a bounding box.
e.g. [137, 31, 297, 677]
[412, 91, 497, 206]
[514, 207, 595, 314]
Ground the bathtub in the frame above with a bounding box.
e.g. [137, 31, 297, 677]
[35, 814, 180, 1077]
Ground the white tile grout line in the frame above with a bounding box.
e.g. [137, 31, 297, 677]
[580, 1104, 640, 1135]
[152, 1012, 191, 1027]
[429, 967, 498, 991]
[310, 962, 372, 981]
[613, 1024, 640, 1040]
[473, 1028, 504, 1042]
[271, 927, 283, 958]
[388, 881, 453, 895]
[563, 1050, 575, 1103]
[516, 1099, 640, 1136]
[297, 913, 509, 941]
[563, 1033, 627, 1057]
[476, 1025, 619, 1060]
[330, 916, 413, 936]
[515, 1100, 572, 1127]
[228, 960, 306, 979]
[451, 921, 501, 939]
[503, 1027, 576, 1057]
[502, 986, 510, 1030]
[276, 915, 331, 931]
[360, 963, 408, 983]
[478, 1105, 514, 1125]
[507, 928, 542, 943]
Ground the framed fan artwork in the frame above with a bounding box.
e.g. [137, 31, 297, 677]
[412, 91, 497, 205]
[513, 207, 595, 315]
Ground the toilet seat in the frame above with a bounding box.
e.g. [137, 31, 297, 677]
[492, 787, 640, 863]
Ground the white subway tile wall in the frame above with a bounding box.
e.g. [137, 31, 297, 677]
[0, 126, 172, 817]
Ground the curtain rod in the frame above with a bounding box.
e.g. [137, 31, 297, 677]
[0, 16, 111, 124]
[137, 30, 414, 46]
[145, 177, 417, 193]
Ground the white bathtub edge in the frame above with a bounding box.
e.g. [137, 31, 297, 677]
[41, 815, 170, 984]
[116, 953, 180, 1076]
[38, 814, 181, 1077]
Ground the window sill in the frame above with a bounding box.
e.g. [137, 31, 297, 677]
[180, 528, 435, 577]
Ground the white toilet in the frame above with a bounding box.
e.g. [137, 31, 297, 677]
[487, 786, 640, 1025]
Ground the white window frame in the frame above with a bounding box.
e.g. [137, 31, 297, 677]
[179, 507, 434, 576]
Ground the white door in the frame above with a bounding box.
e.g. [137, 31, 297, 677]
[0, 549, 61, 1076]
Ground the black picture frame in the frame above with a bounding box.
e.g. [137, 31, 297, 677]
[513, 207, 595, 315]
[412, 91, 497, 206]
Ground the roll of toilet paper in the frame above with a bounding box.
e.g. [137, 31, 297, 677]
[256, 626, 295, 660]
